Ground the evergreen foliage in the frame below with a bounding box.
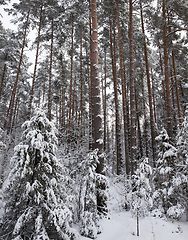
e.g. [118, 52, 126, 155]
[0, 109, 78, 240]
[153, 128, 177, 216]
[127, 158, 153, 217]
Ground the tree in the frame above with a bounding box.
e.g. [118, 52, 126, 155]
[174, 107, 188, 220]
[0, 109, 78, 240]
[129, 0, 137, 173]
[127, 158, 153, 236]
[153, 128, 177, 215]
[91, 0, 107, 214]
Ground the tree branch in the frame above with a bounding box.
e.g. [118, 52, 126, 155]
[166, 28, 188, 38]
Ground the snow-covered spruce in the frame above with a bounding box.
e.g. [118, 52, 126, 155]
[0, 109, 78, 240]
[173, 107, 188, 220]
[127, 158, 153, 236]
[78, 149, 108, 239]
[153, 128, 177, 217]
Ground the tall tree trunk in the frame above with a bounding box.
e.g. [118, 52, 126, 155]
[91, 0, 106, 214]
[158, 45, 168, 127]
[170, 44, 182, 126]
[68, 14, 74, 137]
[151, 69, 157, 123]
[4, 9, 30, 131]
[29, 6, 42, 117]
[89, 0, 93, 150]
[141, 76, 149, 157]
[48, 18, 53, 121]
[0, 53, 8, 101]
[109, 19, 123, 175]
[103, 50, 107, 152]
[135, 88, 143, 158]
[140, 0, 156, 165]
[115, 0, 130, 174]
[129, 0, 137, 173]
[162, 0, 173, 140]
[79, 27, 83, 128]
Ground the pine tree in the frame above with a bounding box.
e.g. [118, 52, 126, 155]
[0, 109, 78, 240]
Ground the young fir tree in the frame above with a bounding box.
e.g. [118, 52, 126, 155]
[127, 158, 153, 236]
[0, 109, 78, 240]
[153, 128, 177, 216]
[78, 149, 103, 239]
[172, 107, 188, 220]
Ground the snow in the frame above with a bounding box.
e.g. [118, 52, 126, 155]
[79, 179, 188, 240]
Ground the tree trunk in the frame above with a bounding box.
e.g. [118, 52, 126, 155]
[0, 53, 8, 101]
[4, 9, 30, 131]
[162, 0, 173, 140]
[103, 50, 107, 152]
[29, 6, 42, 117]
[171, 49, 182, 126]
[109, 19, 123, 175]
[91, 0, 106, 214]
[89, 0, 93, 150]
[79, 27, 83, 128]
[140, 0, 156, 165]
[48, 18, 53, 121]
[115, 0, 130, 174]
[141, 76, 149, 157]
[129, 0, 137, 173]
[68, 14, 74, 136]
[135, 88, 143, 159]
[137, 211, 139, 236]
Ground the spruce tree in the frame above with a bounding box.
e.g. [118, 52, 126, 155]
[153, 128, 177, 216]
[127, 158, 153, 236]
[0, 109, 78, 240]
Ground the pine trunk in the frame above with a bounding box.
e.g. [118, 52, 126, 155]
[79, 28, 83, 128]
[68, 14, 74, 136]
[140, 0, 156, 165]
[172, 50, 182, 126]
[115, 0, 130, 174]
[91, 0, 106, 214]
[129, 0, 137, 173]
[0, 53, 8, 101]
[48, 18, 53, 121]
[29, 6, 42, 117]
[141, 76, 149, 157]
[4, 10, 30, 131]
[162, 0, 173, 140]
[103, 50, 107, 152]
[110, 19, 123, 175]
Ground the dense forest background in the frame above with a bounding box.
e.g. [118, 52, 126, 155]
[0, 0, 188, 239]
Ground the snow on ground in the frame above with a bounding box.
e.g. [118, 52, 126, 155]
[80, 178, 188, 240]
[0, 177, 187, 240]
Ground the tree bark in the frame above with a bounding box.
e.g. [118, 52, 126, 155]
[141, 75, 149, 157]
[0, 53, 8, 101]
[109, 19, 123, 175]
[140, 0, 156, 165]
[4, 9, 30, 131]
[103, 50, 107, 152]
[29, 6, 42, 117]
[79, 27, 83, 128]
[129, 0, 137, 173]
[171, 47, 182, 126]
[91, 0, 106, 214]
[48, 18, 53, 121]
[68, 14, 74, 136]
[162, 0, 173, 140]
[115, 0, 130, 174]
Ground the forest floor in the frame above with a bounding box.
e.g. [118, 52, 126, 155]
[0, 179, 188, 240]
[80, 178, 188, 240]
